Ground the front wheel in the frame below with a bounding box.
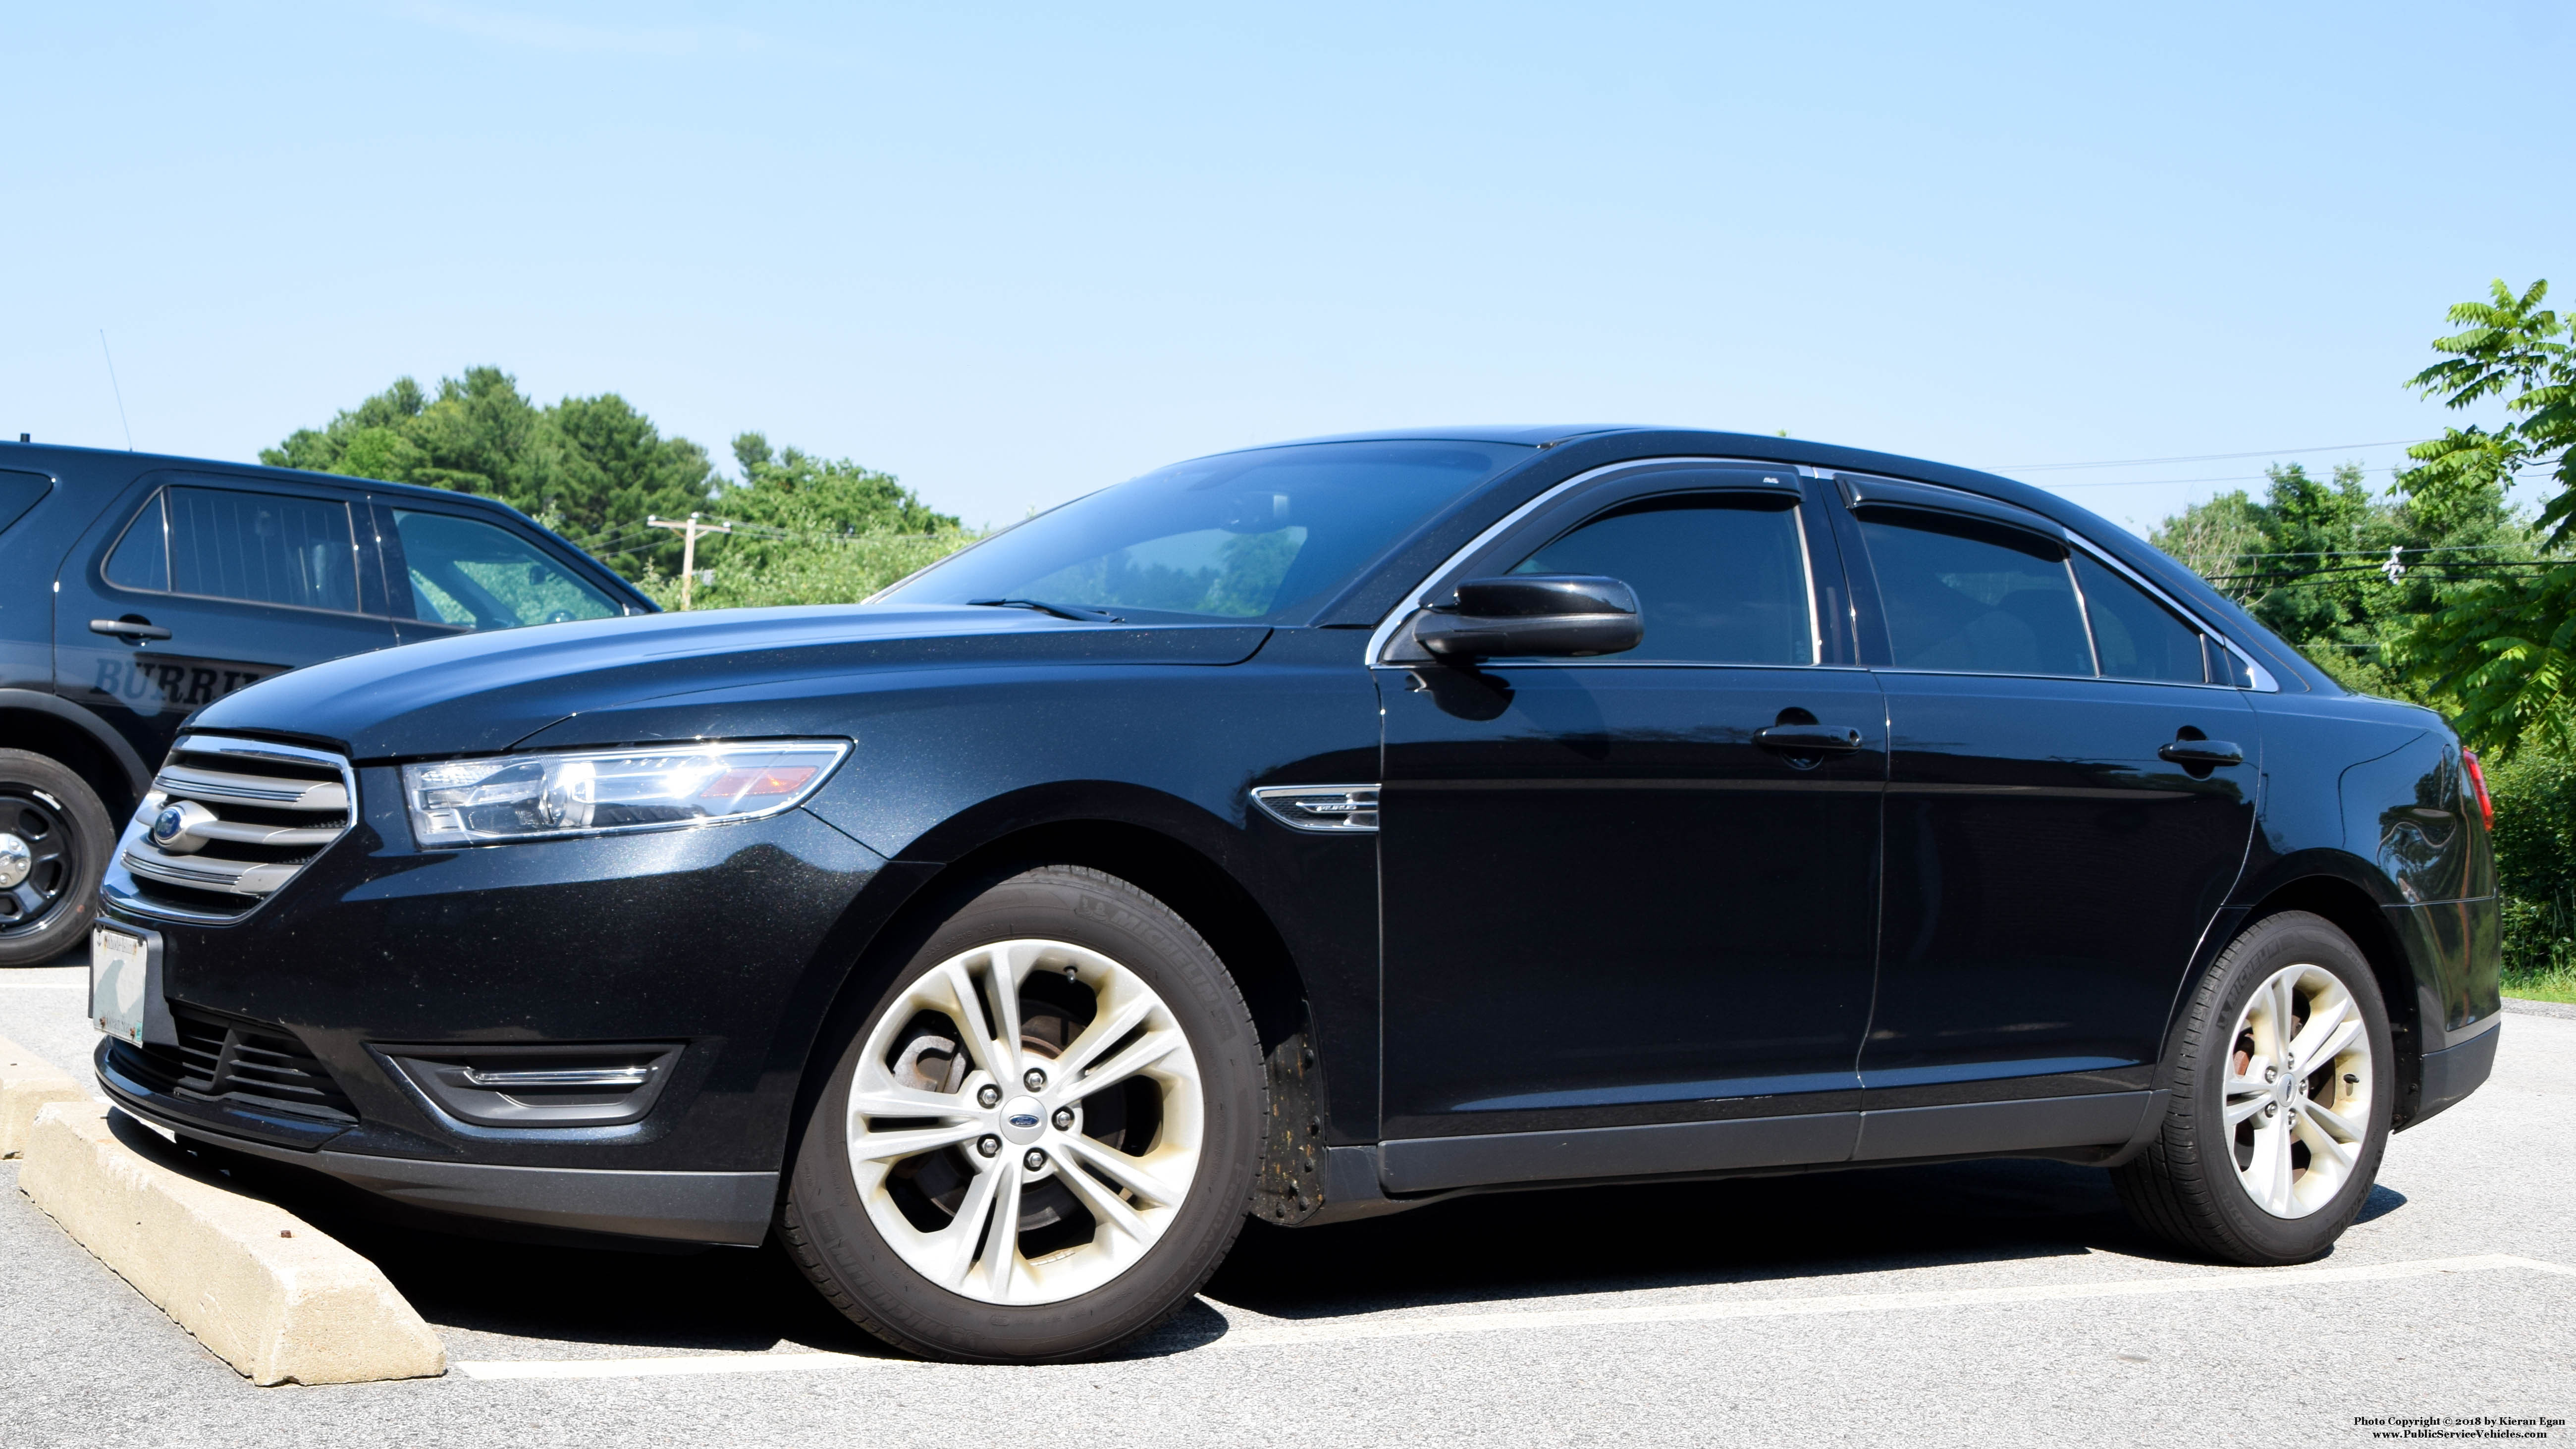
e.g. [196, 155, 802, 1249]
[2113, 910, 2395, 1264]
[780, 866, 1263, 1361]
[0, 750, 113, 967]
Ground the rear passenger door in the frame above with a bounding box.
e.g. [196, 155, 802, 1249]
[54, 475, 396, 768]
[1833, 476, 2257, 1156]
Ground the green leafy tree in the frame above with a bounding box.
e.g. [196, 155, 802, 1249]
[263, 367, 718, 578]
[2387, 280, 2576, 755]
[2150, 461, 2528, 697]
[629, 433, 975, 609]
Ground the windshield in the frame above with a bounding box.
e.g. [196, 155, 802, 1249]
[880, 440, 1531, 623]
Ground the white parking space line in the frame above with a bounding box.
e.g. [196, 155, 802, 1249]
[451, 1252, 2571, 1380]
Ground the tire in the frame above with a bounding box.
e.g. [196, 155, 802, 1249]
[780, 865, 1263, 1362]
[0, 750, 114, 968]
[2113, 910, 2396, 1264]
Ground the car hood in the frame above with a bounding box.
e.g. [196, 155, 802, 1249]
[189, 604, 1273, 760]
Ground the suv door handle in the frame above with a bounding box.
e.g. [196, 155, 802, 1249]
[2158, 739, 2245, 766]
[1753, 725, 1865, 753]
[90, 617, 171, 642]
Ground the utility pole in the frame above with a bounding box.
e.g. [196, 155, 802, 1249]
[646, 513, 733, 610]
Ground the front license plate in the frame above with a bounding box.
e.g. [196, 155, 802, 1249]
[92, 926, 151, 1045]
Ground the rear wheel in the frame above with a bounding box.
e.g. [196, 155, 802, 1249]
[0, 751, 113, 967]
[2114, 910, 2394, 1263]
[781, 865, 1262, 1361]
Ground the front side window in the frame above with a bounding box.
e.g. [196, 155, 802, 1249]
[390, 510, 620, 631]
[1505, 494, 1813, 664]
[1859, 511, 2092, 676]
[129, 486, 362, 613]
[879, 440, 1531, 623]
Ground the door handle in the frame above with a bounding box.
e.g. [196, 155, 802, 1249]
[2158, 739, 2245, 766]
[89, 617, 171, 642]
[1754, 725, 1864, 753]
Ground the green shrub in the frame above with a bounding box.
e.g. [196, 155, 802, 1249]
[2485, 747, 2576, 999]
[638, 529, 977, 611]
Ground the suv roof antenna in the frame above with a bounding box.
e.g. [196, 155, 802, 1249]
[98, 330, 134, 450]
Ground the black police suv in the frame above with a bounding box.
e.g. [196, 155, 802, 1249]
[0, 441, 654, 966]
[84, 427, 2502, 1363]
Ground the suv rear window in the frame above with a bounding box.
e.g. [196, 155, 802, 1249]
[107, 486, 364, 613]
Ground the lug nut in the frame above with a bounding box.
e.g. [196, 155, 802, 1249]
[1052, 1107, 1075, 1130]
[1023, 1068, 1047, 1091]
[976, 1135, 1001, 1158]
[2263, 1066, 2278, 1083]
[1023, 1148, 1047, 1171]
[2263, 1102, 2278, 1119]
[977, 1084, 1001, 1108]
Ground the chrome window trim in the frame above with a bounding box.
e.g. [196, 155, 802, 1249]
[1364, 456, 1816, 668]
[2060, 531, 2278, 692]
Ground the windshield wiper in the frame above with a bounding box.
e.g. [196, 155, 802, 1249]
[965, 597, 1126, 623]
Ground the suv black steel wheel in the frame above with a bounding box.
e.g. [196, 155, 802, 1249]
[780, 865, 1263, 1362]
[2114, 911, 2396, 1264]
[0, 750, 112, 967]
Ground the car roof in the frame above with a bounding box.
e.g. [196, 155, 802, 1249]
[1, 441, 532, 512]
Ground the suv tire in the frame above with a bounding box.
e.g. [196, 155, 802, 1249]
[2114, 910, 2395, 1264]
[781, 865, 1263, 1361]
[0, 750, 113, 967]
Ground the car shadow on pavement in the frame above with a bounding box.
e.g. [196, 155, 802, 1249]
[172, 1132, 2415, 1363]
[1196, 1154, 2407, 1328]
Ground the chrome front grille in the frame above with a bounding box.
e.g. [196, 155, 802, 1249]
[113, 735, 356, 921]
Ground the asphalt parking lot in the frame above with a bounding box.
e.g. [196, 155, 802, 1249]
[5, 958, 2571, 1449]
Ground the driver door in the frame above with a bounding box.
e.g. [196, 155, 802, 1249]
[1373, 468, 1886, 1193]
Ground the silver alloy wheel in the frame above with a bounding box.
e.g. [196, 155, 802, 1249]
[2223, 962, 2373, 1218]
[845, 938, 1204, 1305]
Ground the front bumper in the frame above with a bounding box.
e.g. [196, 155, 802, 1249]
[100, 1043, 776, 1243]
[91, 780, 904, 1241]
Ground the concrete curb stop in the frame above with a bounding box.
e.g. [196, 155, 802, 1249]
[1, 1039, 93, 1157]
[13, 1090, 446, 1386]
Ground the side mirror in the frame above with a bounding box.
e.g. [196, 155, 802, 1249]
[1412, 575, 1642, 660]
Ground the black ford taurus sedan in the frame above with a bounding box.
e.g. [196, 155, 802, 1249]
[89, 426, 2502, 1362]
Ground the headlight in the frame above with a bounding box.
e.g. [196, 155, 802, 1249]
[402, 741, 850, 847]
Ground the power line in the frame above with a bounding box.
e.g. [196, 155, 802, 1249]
[2040, 463, 2555, 490]
[1992, 438, 2428, 472]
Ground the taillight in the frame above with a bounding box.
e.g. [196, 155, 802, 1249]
[2461, 749, 2495, 831]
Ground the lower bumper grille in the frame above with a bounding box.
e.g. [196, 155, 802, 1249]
[110, 1006, 356, 1125]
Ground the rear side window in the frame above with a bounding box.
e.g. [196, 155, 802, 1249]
[2072, 552, 2207, 684]
[388, 509, 618, 631]
[0, 469, 49, 536]
[1506, 494, 1814, 664]
[113, 487, 363, 612]
[1858, 511, 2092, 676]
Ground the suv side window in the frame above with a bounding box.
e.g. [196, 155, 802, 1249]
[1858, 511, 2092, 676]
[118, 486, 363, 613]
[385, 508, 619, 632]
[1506, 493, 1813, 665]
[2071, 550, 2208, 684]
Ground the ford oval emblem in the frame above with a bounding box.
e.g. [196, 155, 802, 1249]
[151, 805, 188, 845]
[1008, 1112, 1041, 1129]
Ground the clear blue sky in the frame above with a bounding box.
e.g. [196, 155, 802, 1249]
[9, 2, 2568, 535]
